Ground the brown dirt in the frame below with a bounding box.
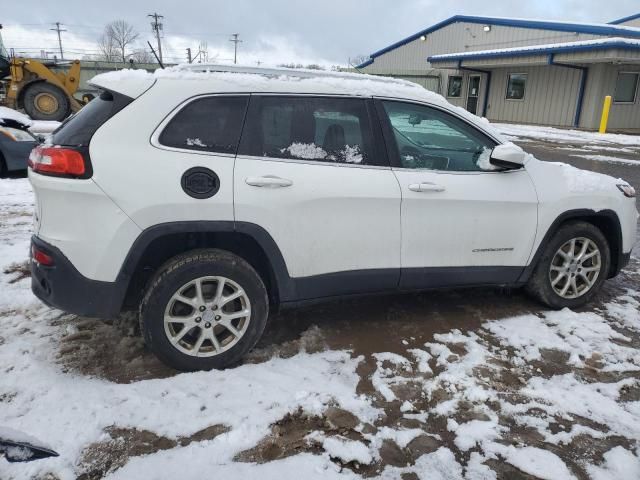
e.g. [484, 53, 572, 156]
[77, 424, 229, 479]
[3, 260, 31, 284]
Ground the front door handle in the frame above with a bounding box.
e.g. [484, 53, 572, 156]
[245, 175, 293, 188]
[408, 182, 446, 193]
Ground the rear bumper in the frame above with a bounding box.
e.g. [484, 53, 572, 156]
[30, 236, 122, 318]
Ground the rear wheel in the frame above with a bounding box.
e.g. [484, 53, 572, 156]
[22, 82, 71, 121]
[526, 221, 610, 309]
[140, 249, 269, 371]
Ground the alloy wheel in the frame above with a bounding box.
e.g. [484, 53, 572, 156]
[549, 237, 602, 299]
[163, 276, 251, 357]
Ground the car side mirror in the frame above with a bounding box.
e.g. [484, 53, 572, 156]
[490, 144, 526, 170]
[0, 429, 59, 463]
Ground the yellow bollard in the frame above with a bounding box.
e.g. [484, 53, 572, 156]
[599, 95, 612, 134]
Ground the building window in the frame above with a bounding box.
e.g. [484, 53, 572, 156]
[506, 73, 527, 100]
[614, 72, 639, 103]
[447, 76, 463, 97]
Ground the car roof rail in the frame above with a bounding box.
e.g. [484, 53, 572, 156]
[176, 63, 406, 84]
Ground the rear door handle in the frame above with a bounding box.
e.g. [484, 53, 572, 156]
[408, 182, 446, 193]
[245, 175, 293, 188]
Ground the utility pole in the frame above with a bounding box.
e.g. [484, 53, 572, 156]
[148, 12, 164, 63]
[50, 22, 66, 60]
[186, 47, 192, 63]
[229, 33, 242, 64]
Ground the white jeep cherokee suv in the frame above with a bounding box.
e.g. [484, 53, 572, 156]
[28, 66, 637, 371]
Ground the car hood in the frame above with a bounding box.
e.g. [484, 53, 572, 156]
[525, 155, 627, 198]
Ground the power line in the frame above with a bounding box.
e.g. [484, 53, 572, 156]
[50, 22, 66, 59]
[229, 33, 242, 64]
[148, 12, 164, 63]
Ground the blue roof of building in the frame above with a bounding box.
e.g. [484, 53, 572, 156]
[427, 37, 640, 63]
[357, 15, 640, 68]
[609, 13, 640, 25]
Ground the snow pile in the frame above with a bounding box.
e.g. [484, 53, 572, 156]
[559, 163, 622, 193]
[319, 436, 373, 465]
[280, 142, 364, 164]
[0, 106, 32, 127]
[475, 147, 497, 171]
[486, 444, 577, 480]
[281, 142, 328, 160]
[0, 106, 60, 135]
[494, 122, 640, 147]
[186, 137, 207, 148]
[586, 446, 640, 480]
[573, 154, 640, 166]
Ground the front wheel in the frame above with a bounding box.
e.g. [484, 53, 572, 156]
[140, 249, 269, 371]
[526, 221, 610, 309]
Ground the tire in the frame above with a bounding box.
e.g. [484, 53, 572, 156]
[140, 249, 269, 371]
[526, 221, 610, 309]
[0, 154, 6, 178]
[22, 82, 71, 121]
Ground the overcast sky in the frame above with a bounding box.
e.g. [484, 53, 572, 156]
[2, 0, 639, 67]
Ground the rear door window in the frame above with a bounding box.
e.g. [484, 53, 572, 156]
[238, 96, 376, 165]
[159, 96, 249, 154]
[51, 90, 132, 146]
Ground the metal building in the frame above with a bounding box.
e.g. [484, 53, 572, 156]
[358, 14, 640, 132]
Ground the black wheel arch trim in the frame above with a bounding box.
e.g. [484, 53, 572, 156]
[115, 221, 296, 308]
[518, 208, 625, 283]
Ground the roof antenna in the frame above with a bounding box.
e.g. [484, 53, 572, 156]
[147, 41, 164, 69]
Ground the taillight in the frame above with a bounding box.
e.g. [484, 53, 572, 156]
[32, 245, 54, 266]
[28, 146, 87, 177]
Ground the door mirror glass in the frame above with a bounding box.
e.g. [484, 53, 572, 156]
[489, 144, 526, 170]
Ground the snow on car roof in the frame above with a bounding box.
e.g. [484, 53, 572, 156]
[89, 64, 508, 142]
[90, 63, 430, 98]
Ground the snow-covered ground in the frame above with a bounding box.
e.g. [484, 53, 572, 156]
[493, 123, 640, 148]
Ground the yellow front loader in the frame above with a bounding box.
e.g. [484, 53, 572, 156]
[5, 57, 84, 121]
[0, 24, 84, 121]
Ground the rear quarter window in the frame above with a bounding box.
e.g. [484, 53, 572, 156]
[51, 90, 132, 147]
[158, 96, 249, 154]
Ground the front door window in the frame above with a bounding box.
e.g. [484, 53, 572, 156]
[381, 100, 496, 172]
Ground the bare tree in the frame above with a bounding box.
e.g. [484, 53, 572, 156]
[97, 31, 118, 62]
[99, 20, 139, 63]
[130, 48, 155, 64]
[349, 54, 370, 68]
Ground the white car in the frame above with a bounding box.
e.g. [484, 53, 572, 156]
[28, 65, 637, 371]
